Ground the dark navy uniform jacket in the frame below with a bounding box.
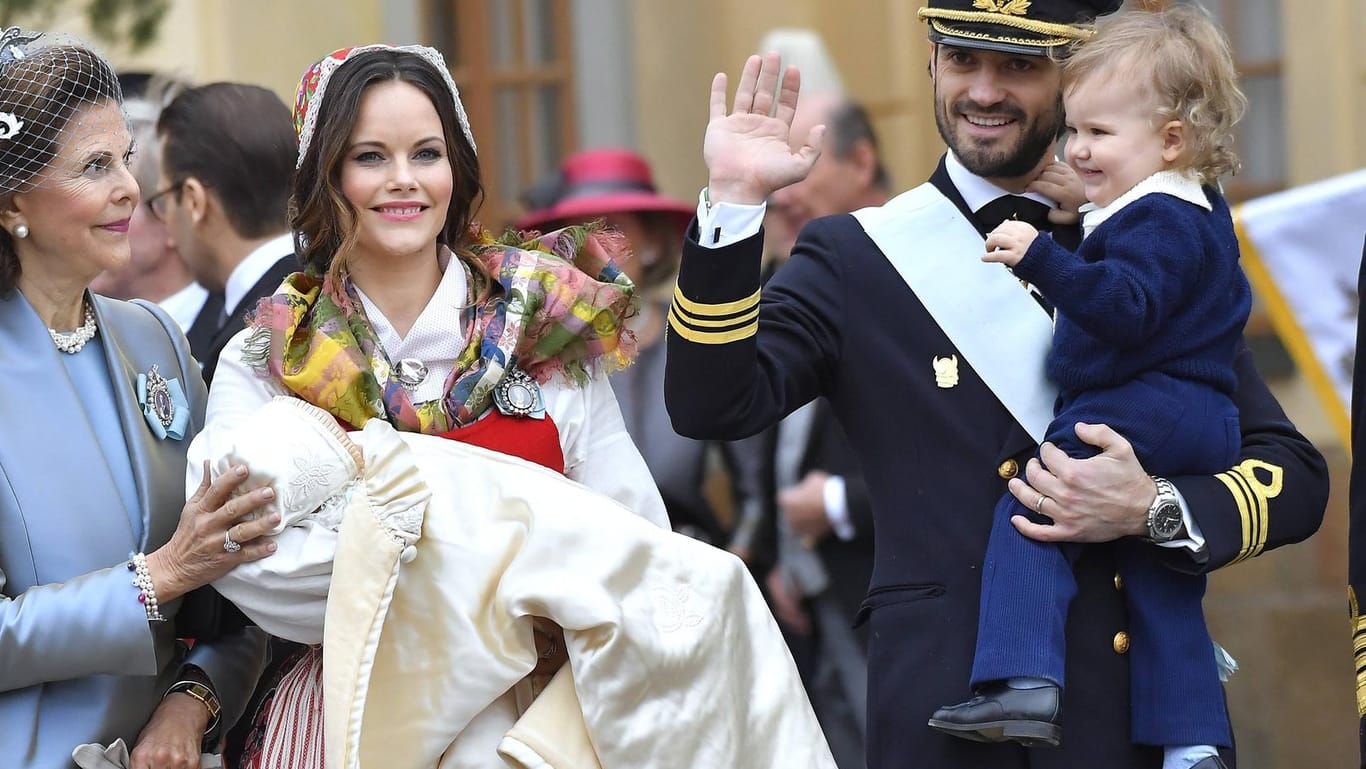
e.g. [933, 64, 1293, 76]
[665, 160, 1327, 769]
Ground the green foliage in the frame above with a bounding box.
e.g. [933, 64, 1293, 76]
[0, 0, 169, 52]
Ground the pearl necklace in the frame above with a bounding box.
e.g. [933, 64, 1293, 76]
[49, 302, 97, 354]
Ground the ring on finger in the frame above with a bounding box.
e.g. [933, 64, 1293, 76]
[223, 527, 242, 553]
[1034, 494, 1049, 513]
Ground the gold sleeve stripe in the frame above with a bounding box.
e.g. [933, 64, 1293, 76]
[1215, 459, 1282, 564]
[671, 285, 761, 317]
[670, 303, 760, 329]
[1235, 469, 1268, 561]
[1352, 587, 1366, 716]
[1214, 471, 1258, 563]
[667, 306, 758, 344]
[1234, 468, 1267, 560]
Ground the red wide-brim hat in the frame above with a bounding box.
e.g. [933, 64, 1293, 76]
[516, 147, 694, 232]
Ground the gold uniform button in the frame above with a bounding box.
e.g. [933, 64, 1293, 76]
[1113, 631, 1130, 654]
[1114, 573, 1123, 591]
[997, 459, 1019, 480]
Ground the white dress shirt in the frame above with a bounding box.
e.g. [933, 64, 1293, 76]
[156, 281, 209, 332]
[224, 233, 295, 315]
[943, 150, 1056, 213]
[353, 251, 469, 405]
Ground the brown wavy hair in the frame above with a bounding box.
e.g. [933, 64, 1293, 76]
[1062, 6, 1247, 184]
[291, 49, 484, 289]
[158, 83, 295, 238]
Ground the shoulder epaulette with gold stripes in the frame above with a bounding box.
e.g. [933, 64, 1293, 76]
[667, 285, 760, 344]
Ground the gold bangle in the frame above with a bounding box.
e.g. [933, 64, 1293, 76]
[166, 680, 221, 733]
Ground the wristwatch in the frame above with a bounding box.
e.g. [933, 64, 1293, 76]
[166, 679, 221, 735]
[1144, 476, 1186, 543]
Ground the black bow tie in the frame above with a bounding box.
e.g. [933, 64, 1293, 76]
[974, 194, 1054, 235]
[974, 195, 1057, 317]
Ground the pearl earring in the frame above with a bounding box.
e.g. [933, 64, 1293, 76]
[13, 224, 27, 239]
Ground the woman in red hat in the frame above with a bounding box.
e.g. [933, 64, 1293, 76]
[519, 149, 770, 564]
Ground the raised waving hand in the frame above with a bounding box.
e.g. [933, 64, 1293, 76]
[704, 52, 825, 206]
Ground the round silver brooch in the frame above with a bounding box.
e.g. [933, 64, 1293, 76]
[493, 368, 541, 417]
[394, 358, 429, 390]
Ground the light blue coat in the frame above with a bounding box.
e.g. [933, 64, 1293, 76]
[0, 291, 266, 769]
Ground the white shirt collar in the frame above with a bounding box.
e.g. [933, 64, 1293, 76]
[945, 151, 1056, 213]
[353, 250, 469, 404]
[1080, 170, 1211, 238]
[156, 281, 209, 332]
[225, 233, 295, 315]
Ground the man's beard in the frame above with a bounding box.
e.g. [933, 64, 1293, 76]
[934, 95, 1062, 179]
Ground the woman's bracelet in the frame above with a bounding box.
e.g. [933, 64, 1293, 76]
[127, 552, 166, 622]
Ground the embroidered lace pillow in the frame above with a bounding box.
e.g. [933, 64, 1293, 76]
[216, 397, 364, 532]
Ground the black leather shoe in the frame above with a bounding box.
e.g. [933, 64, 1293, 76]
[928, 682, 1062, 747]
[1190, 757, 1229, 769]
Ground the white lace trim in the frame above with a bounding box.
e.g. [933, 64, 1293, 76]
[296, 43, 476, 169]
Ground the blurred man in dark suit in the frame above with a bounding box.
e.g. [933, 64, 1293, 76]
[155, 82, 298, 383]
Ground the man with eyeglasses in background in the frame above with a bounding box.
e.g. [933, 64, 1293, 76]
[153, 82, 298, 384]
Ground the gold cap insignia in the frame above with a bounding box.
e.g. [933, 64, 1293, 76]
[972, 0, 1031, 16]
[933, 354, 960, 388]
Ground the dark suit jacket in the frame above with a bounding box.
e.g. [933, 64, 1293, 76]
[199, 255, 299, 385]
[785, 399, 875, 638]
[185, 290, 225, 366]
[665, 159, 1328, 769]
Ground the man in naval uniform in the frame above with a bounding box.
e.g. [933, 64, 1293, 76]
[664, 1, 1328, 767]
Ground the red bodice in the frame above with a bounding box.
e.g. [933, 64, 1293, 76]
[437, 409, 565, 474]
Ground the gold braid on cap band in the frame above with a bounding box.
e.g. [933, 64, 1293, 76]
[917, 8, 1095, 41]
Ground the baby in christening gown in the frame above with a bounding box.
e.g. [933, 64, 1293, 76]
[198, 397, 837, 769]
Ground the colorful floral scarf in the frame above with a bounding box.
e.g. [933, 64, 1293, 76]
[244, 225, 638, 434]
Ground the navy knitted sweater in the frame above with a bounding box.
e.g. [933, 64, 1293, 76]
[1012, 188, 1251, 397]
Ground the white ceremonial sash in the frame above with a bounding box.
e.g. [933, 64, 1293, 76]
[852, 183, 1057, 443]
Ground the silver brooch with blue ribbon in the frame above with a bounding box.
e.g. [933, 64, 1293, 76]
[137, 364, 190, 440]
[493, 367, 545, 419]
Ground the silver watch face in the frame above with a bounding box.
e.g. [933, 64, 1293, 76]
[1151, 502, 1184, 540]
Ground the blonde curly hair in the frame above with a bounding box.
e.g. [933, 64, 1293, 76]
[1062, 6, 1246, 184]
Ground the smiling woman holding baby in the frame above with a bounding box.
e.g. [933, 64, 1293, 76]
[190, 42, 666, 769]
[189, 41, 839, 769]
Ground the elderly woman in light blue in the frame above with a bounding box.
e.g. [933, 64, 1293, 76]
[0, 29, 276, 769]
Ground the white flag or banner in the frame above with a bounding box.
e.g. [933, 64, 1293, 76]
[1233, 169, 1366, 448]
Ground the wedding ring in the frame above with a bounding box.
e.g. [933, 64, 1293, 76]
[1034, 494, 1049, 513]
[223, 528, 242, 553]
